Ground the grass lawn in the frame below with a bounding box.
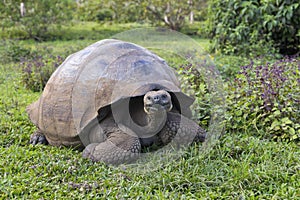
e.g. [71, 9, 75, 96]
[0, 23, 299, 199]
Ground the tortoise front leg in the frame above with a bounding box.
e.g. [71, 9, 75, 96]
[158, 112, 206, 146]
[82, 129, 141, 165]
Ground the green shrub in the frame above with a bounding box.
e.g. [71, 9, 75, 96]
[153, 52, 212, 128]
[177, 62, 211, 128]
[20, 55, 63, 92]
[0, 0, 75, 41]
[0, 41, 36, 63]
[208, 0, 300, 56]
[213, 55, 249, 79]
[170, 54, 300, 143]
[76, 0, 105, 22]
[226, 57, 300, 141]
[96, 9, 114, 22]
[0, 27, 29, 39]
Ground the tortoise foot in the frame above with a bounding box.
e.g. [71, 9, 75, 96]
[83, 141, 140, 165]
[30, 130, 49, 145]
[82, 130, 141, 165]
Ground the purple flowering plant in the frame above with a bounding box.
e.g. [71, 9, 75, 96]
[20, 54, 64, 92]
[227, 56, 300, 141]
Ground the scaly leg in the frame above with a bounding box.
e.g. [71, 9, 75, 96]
[82, 129, 141, 165]
[158, 112, 206, 146]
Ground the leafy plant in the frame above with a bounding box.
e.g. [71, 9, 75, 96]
[76, 0, 114, 22]
[20, 54, 64, 92]
[226, 57, 300, 141]
[213, 55, 249, 79]
[96, 9, 114, 22]
[0, 41, 34, 63]
[208, 0, 300, 56]
[177, 62, 211, 128]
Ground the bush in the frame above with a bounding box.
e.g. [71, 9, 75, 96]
[0, 0, 75, 41]
[177, 62, 211, 128]
[213, 55, 249, 79]
[20, 55, 64, 92]
[226, 57, 300, 141]
[172, 54, 300, 143]
[208, 0, 300, 56]
[76, 0, 108, 22]
[96, 9, 114, 22]
[0, 41, 33, 63]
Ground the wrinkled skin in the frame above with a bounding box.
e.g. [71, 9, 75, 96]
[31, 90, 206, 165]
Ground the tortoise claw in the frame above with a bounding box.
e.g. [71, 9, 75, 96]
[30, 131, 49, 145]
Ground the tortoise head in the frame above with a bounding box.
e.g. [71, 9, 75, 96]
[143, 90, 173, 114]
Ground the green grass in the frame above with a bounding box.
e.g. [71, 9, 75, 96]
[0, 23, 299, 199]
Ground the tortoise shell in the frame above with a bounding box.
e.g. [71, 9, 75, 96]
[26, 39, 193, 146]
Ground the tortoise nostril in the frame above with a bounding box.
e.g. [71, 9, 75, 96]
[153, 96, 160, 103]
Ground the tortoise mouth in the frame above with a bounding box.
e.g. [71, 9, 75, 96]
[144, 102, 172, 114]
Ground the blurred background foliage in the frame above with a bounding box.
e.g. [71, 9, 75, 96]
[1, 0, 299, 56]
[0, 0, 75, 40]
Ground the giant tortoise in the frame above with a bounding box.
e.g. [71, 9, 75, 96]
[26, 39, 206, 165]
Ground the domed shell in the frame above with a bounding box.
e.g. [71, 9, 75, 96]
[26, 39, 193, 144]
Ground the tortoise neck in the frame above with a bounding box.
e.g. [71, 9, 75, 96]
[145, 110, 167, 135]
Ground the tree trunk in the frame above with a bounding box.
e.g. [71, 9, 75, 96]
[20, 2, 26, 17]
[189, 11, 194, 24]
